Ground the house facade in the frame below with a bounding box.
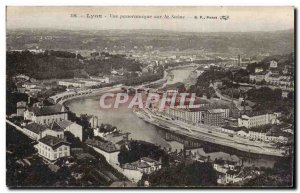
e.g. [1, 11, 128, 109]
[24, 104, 68, 125]
[35, 135, 70, 161]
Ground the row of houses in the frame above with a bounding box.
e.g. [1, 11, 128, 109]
[18, 103, 83, 161]
[218, 124, 290, 143]
[250, 71, 294, 86]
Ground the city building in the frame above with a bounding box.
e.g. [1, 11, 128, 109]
[23, 122, 48, 140]
[202, 108, 230, 126]
[79, 79, 102, 87]
[225, 170, 242, 184]
[123, 157, 162, 174]
[88, 115, 102, 128]
[16, 101, 27, 116]
[269, 60, 278, 68]
[55, 120, 83, 141]
[162, 107, 204, 125]
[85, 138, 120, 164]
[24, 104, 68, 125]
[238, 112, 279, 129]
[58, 80, 85, 88]
[249, 72, 267, 83]
[35, 135, 70, 161]
[93, 124, 117, 138]
[90, 76, 110, 83]
[254, 67, 264, 73]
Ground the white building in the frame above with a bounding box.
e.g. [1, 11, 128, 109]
[17, 101, 27, 117]
[56, 120, 83, 141]
[162, 107, 204, 125]
[123, 157, 162, 175]
[22, 83, 37, 89]
[254, 67, 264, 73]
[238, 112, 278, 129]
[269, 60, 278, 68]
[35, 135, 70, 161]
[79, 80, 102, 87]
[90, 76, 109, 83]
[85, 138, 120, 164]
[24, 104, 68, 125]
[58, 80, 85, 88]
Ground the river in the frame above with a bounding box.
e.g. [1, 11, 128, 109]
[65, 67, 278, 168]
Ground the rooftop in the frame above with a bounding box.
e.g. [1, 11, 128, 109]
[208, 109, 225, 114]
[27, 104, 66, 116]
[85, 138, 120, 153]
[39, 135, 70, 149]
[50, 122, 64, 132]
[56, 120, 74, 129]
[24, 122, 48, 134]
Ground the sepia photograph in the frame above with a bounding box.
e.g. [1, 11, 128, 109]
[5, 6, 295, 188]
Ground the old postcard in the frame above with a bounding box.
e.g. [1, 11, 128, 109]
[6, 6, 295, 188]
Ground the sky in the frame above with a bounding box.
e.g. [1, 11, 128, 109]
[6, 6, 294, 32]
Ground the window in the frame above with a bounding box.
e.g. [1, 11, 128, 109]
[59, 147, 62, 151]
[64, 147, 67, 150]
[54, 154, 57, 159]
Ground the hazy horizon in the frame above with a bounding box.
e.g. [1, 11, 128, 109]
[6, 6, 294, 33]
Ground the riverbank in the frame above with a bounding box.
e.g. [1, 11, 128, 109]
[133, 109, 285, 157]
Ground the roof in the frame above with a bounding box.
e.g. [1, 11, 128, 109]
[235, 104, 252, 111]
[56, 120, 74, 129]
[208, 109, 225, 114]
[27, 104, 66, 116]
[214, 159, 225, 165]
[24, 123, 48, 134]
[39, 135, 70, 149]
[141, 157, 161, 165]
[85, 138, 120, 153]
[141, 157, 156, 163]
[50, 122, 64, 132]
[75, 153, 96, 160]
[127, 160, 150, 168]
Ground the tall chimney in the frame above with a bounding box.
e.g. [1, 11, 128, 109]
[28, 96, 31, 104]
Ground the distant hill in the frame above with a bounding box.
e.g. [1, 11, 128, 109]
[7, 29, 294, 57]
[6, 50, 142, 80]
